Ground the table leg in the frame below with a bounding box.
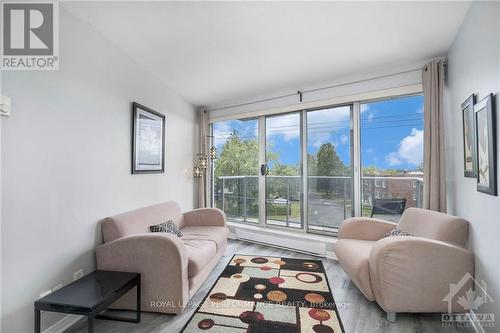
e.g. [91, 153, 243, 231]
[88, 315, 95, 333]
[136, 275, 141, 323]
[34, 309, 41, 333]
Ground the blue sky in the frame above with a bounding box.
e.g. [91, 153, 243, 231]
[213, 95, 423, 172]
[361, 95, 424, 170]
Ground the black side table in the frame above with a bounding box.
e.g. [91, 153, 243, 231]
[34, 270, 141, 333]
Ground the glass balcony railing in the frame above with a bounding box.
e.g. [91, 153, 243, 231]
[214, 176, 260, 224]
[213, 175, 423, 231]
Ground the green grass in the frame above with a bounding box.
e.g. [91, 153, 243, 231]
[267, 202, 301, 221]
[362, 206, 374, 217]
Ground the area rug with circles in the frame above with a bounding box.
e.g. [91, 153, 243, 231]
[181, 254, 345, 333]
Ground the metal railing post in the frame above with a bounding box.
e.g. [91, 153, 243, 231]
[372, 178, 375, 208]
[286, 181, 290, 227]
[417, 180, 422, 208]
[243, 177, 247, 222]
[221, 178, 225, 213]
[343, 179, 347, 219]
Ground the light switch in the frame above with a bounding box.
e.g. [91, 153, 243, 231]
[0, 96, 11, 116]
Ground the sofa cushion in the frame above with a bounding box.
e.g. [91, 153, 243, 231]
[398, 208, 468, 246]
[102, 202, 185, 243]
[335, 239, 376, 301]
[181, 226, 228, 252]
[150, 220, 182, 237]
[184, 239, 217, 277]
[384, 228, 413, 238]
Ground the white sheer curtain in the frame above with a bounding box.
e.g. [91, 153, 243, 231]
[422, 59, 447, 212]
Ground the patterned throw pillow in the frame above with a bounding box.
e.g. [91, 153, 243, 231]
[149, 220, 182, 237]
[384, 228, 413, 238]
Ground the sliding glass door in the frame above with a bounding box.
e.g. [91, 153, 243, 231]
[212, 118, 259, 224]
[306, 106, 353, 233]
[265, 113, 303, 229]
[210, 93, 424, 234]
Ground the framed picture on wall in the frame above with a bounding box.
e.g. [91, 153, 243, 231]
[474, 94, 496, 195]
[132, 102, 166, 174]
[462, 94, 476, 177]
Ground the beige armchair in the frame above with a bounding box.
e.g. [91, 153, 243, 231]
[96, 202, 228, 314]
[335, 208, 474, 322]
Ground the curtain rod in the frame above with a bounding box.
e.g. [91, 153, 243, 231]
[207, 67, 422, 112]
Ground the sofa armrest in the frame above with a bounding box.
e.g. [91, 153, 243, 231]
[183, 208, 227, 227]
[369, 237, 474, 313]
[96, 233, 189, 314]
[338, 217, 397, 240]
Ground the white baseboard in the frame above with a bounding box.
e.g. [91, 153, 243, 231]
[43, 314, 81, 333]
[469, 310, 487, 333]
[326, 251, 338, 260]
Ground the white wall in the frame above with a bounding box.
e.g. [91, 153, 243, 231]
[0, 95, 3, 333]
[0, 7, 196, 333]
[444, 2, 500, 331]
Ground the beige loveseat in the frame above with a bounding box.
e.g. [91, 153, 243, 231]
[96, 202, 228, 314]
[335, 208, 474, 321]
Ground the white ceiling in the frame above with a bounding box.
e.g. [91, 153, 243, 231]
[64, 1, 470, 107]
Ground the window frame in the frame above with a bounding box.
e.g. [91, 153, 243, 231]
[209, 92, 424, 237]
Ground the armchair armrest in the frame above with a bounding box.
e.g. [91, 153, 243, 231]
[338, 217, 397, 240]
[183, 208, 227, 227]
[369, 237, 474, 313]
[96, 233, 189, 314]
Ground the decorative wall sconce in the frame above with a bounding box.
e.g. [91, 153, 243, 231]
[209, 146, 217, 160]
[193, 165, 202, 178]
[198, 153, 208, 170]
[193, 135, 216, 178]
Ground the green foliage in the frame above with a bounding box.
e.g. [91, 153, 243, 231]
[214, 131, 259, 177]
[215, 134, 351, 207]
[361, 166, 414, 175]
[214, 131, 281, 178]
[310, 143, 349, 195]
[315, 143, 349, 176]
[270, 163, 298, 176]
[215, 132, 419, 180]
[266, 202, 301, 221]
[307, 154, 317, 175]
[266, 203, 288, 217]
[361, 166, 381, 175]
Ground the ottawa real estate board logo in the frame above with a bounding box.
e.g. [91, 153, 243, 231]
[442, 272, 495, 329]
[1, 1, 59, 70]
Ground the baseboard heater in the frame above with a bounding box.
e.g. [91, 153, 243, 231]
[234, 228, 327, 257]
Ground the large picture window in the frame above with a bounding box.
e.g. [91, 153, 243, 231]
[360, 95, 424, 221]
[212, 118, 259, 223]
[210, 94, 424, 234]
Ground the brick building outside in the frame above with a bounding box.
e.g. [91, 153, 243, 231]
[362, 172, 424, 209]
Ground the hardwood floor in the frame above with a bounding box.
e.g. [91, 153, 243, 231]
[65, 239, 475, 333]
